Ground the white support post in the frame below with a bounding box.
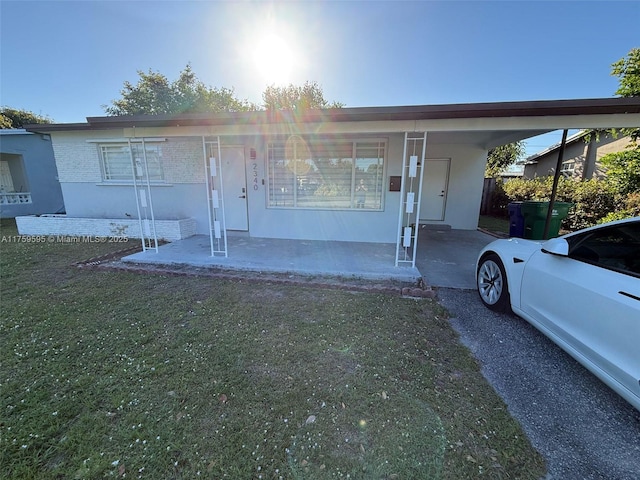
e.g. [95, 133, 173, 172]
[395, 132, 409, 267]
[411, 132, 428, 267]
[202, 137, 228, 257]
[395, 132, 428, 268]
[140, 137, 159, 252]
[129, 139, 147, 252]
[202, 136, 215, 256]
[216, 139, 228, 257]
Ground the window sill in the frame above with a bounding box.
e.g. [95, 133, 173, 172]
[95, 182, 173, 187]
[267, 206, 384, 212]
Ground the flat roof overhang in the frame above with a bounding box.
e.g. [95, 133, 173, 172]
[24, 97, 640, 149]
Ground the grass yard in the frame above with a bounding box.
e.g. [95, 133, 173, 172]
[0, 220, 545, 479]
[478, 215, 510, 236]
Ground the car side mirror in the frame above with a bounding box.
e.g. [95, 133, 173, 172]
[541, 237, 569, 256]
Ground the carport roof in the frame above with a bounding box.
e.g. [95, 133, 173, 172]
[25, 97, 640, 132]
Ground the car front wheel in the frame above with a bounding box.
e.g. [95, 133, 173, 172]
[477, 253, 511, 313]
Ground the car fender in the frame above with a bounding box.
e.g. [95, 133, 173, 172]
[476, 237, 543, 310]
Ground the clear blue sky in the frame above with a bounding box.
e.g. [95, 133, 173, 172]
[1, 0, 638, 155]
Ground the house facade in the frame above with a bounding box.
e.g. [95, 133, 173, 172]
[19, 98, 640, 265]
[523, 130, 633, 180]
[0, 129, 65, 218]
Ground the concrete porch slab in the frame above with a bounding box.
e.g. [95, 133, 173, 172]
[122, 234, 422, 283]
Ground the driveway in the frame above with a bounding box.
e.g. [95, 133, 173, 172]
[438, 288, 640, 480]
[416, 227, 498, 289]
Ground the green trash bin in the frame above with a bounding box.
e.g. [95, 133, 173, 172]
[521, 201, 573, 240]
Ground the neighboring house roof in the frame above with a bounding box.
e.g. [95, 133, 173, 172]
[0, 129, 34, 136]
[523, 130, 589, 165]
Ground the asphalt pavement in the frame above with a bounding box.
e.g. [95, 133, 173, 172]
[437, 288, 640, 480]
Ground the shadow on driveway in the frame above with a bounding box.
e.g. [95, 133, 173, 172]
[416, 228, 498, 289]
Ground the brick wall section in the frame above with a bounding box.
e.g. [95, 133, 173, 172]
[161, 138, 204, 183]
[16, 215, 197, 241]
[52, 132, 206, 184]
[53, 134, 103, 183]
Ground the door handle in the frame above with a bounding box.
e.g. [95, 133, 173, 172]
[619, 291, 640, 301]
[239, 195, 246, 199]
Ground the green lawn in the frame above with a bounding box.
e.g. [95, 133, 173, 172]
[478, 215, 510, 235]
[0, 220, 544, 479]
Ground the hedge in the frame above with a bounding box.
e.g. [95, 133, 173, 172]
[491, 176, 636, 231]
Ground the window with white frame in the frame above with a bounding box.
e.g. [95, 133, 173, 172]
[267, 138, 385, 210]
[561, 160, 576, 177]
[99, 143, 164, 182]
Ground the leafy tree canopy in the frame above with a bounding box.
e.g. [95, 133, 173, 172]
[0, 107, 53, 129]
[262, 81, 344, 111]
[611, 47, 640, 142]
[485, 141, 525, 178]
[612, 47, 640, 98]
[601, 48, 640, 194]
[104, 64, 257, 116]
[105, 65, 343, 116]
[601, 144, 640, 196]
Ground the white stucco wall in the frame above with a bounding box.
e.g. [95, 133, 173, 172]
[51, 131, 210, 233]
[425, 142, 487, 230]
[47, 128, 487, 243]
[245, 134, 404, 243]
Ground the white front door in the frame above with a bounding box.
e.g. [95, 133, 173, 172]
[420, 159, 450, 221]
[221, 146, 248, 231]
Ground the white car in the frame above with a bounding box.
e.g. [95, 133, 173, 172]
[476, 217, 640, 411]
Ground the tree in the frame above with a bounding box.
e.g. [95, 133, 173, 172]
[600, 48, 640, 196]
[611, 47, 640, 142]
[612, 47, 640, 98]
[0, 107, 53, 128]
[485, 141, 525, 178]
[105, 66, 343, 116]
[262, 81, 344, 111]
[104, 64, 257, 116]
[601, 147, 640, 196]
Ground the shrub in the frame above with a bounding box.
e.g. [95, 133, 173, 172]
[565, 179, 618, 230]
[488, 180, 509, 217]
[599, 191, 640, 223]
[502, 177, 546, 201]
[498, 177, 619, 231]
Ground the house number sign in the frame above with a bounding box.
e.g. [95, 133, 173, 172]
[252, 162, 259, 191]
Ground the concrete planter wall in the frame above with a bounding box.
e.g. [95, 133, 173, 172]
[16, 215, 196, 242]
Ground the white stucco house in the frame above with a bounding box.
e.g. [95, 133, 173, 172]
[19, 97, 640, 267]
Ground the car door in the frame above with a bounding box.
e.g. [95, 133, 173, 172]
[519, 222, 640, 401]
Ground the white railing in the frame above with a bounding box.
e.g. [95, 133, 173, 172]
[0, 193, 32, 205]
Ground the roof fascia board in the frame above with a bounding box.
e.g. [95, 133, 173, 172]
[26, 97, 640, 134]
[120, 112, 640, 139]
[86, 97, 640, 128]
[415, 113, 640, 131]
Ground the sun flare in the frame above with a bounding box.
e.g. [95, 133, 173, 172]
[253, 33, 294, 85]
